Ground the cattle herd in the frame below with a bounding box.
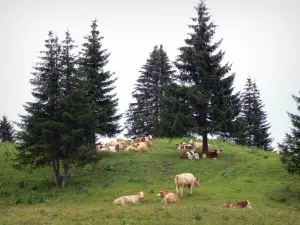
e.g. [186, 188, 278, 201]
[97, 135, 252, 209]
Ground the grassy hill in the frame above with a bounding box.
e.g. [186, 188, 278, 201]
[0, 139, 300, 225]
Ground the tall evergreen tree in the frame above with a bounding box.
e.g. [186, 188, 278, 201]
[174, 0, 240, 153]
[279, 91, 300, 175]
[125, 45, 174, 138]
[58, 30, 97, 187]
[237, 76, 273, 150]
[0, 115, 15, 143]
[78, 20, 121, 143]
[16, 31, 63, 187]
[16, 31, 97, 187]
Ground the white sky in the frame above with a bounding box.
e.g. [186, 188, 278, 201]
[1, 0, 299, 149]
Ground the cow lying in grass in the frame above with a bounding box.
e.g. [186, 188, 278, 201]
[223, 200, 252, 209]
[175, 173, 200, 197]
[180, 150, 200, 159]
[157, 190, 180, 204]
[180, 149, 223, 159]
[113, 191, 145, 206]
[202, 149, 223, 159]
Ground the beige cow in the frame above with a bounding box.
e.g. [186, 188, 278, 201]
[175, 173, 200, 197]
[113, 191, 145, 206]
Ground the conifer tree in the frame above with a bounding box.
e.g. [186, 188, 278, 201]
[174, 0, 240, 153]
[125, 45, 174, 137]
[58, 30, 96, 187]
[279, 91, 300, 175]
[0, 115, 15, 143]
[16, 31, 63, 187]
[237, 76, 273, 150]
[78, 20, 121, 142]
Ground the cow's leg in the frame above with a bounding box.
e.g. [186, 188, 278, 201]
[188, 184, 193, 195]
[180, 187, 184, 198]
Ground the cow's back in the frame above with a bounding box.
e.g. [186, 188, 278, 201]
[175, 173, 195, 186]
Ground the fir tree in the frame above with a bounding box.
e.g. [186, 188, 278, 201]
[58, 30, 97, 187]
[16, 31, 63, 187]
[278, 91, 300, 175]
[0, 115, 15, 143]
[238, 76, 273, 150]
[174, 0, 240, 153]
[125, 45, 174, 138]
[78, 20, 121, 142]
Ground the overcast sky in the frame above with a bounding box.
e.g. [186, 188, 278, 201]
[1, 0, 299, 148]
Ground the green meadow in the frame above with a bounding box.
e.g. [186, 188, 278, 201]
[0, 139, 300, 225]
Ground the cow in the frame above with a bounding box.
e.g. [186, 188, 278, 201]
[189, 140, 211, 149]
[176, 143, 193, 150]
[157, 190, 180, 204]
[180, 150, 200, 159]
[223, 200, 252, 209]
[124, 145, 138, 152]
[175, 173, 200, 197]
[98, 144, 123, 152]
[113, 191, 145, 206]
[202, 149, 223, 159]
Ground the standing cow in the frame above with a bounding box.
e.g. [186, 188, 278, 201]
[175, 173, 200, 197]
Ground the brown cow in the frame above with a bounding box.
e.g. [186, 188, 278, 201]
[202, 149, 223, 159]
[157, 190, 180, 204]
[175, 173, 200, 197]
[223, 200, 252, 209]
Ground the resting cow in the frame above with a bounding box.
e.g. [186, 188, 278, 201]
[223, 200, 252, 209]
[113, 191, 145, 206]
[180, 150, 200, 159]
[157, 190, 180, 204]
[175, 173, 200, 197]
[202, 149, 223, 159]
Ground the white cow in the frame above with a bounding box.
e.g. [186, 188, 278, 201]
[175, 173, 200, 197]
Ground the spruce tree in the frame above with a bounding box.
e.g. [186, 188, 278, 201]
[78, 20, 121, 142]
[58, 30, 96, 187]
[0, 115, 15, 143]
[238, 76, 273, 150]
[174, 0, 239, 153]
[279, 91, 300, 175]
[125, 45, 174, 138]
[16, 31, 63, 187]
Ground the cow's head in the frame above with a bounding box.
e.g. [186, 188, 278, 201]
[194, 177, 200, 186]
[214, 149, 223, 155]
[189, 140, 194, 144]
[157, 190, 169, 198]
[245, 200, 252, 209]
[138, 191, 145, 201]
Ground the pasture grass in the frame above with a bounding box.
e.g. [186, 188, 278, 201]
[0, 139, 300, 225]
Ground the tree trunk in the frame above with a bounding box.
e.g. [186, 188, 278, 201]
[62, 161, 68, 188]
[52, 159, 61, 187]
[202, 132, 209, 154]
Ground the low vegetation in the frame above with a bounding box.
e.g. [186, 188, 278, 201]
[0, 139, 300, 224]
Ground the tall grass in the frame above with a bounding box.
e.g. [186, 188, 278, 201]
[0, 139, 299, 225]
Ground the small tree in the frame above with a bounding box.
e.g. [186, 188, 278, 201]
[0, 115, 15, 143]
[278, 91, 300, 175]
[237, 76, 273, 150]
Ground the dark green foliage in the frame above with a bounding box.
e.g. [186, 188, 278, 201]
[125, 45, 175, 138]
[17, 31, 62, 171]
[174, 0, 240, 152]
[78, 20, 121, 140]
[0, 115, 15, 143]
[236, 76, 273, 151]
[279, 91, 300, 175]
[16, 30, 97, 187]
